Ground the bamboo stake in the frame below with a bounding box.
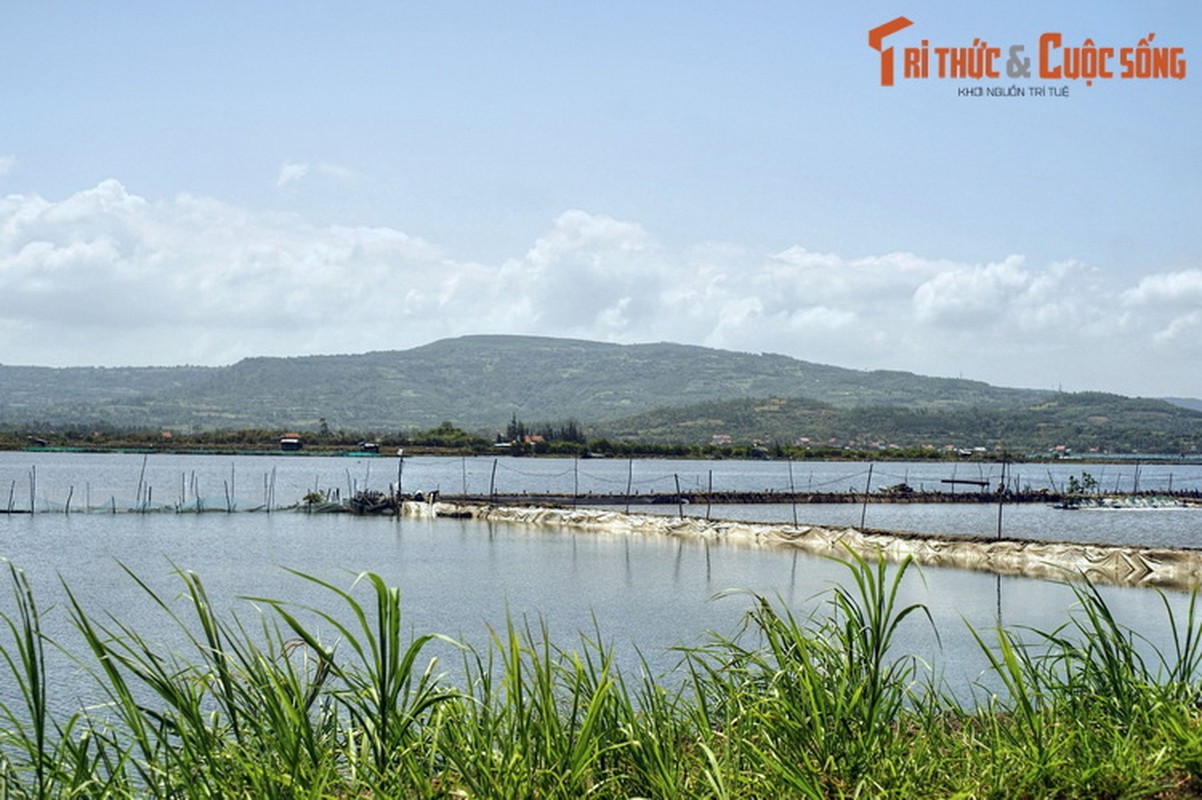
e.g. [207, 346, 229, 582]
[135, 454, 148, 512]
[860, 463, 874, 530]
[788, 459, 797, 528]
[625, 459, 633, 514]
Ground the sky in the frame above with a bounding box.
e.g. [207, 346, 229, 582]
[1, 2, 1199, 399]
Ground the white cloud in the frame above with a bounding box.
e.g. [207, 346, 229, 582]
[0, 179, 1197, 397]
[276, 162, 309, 188]
[0, 155, 15, 177]
[493, 209, 668, 334]
[771, 246, 843, 271]
[1124, 269, 1202, 307]
[912, 256, 1031, 327]
[276, 161, 353, 188]
[1122, 270, 1202, 354]
[1153, 310, 1202, 346]
[0, 181, 451, 363]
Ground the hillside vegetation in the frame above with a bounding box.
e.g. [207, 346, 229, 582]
[2, 335, 1199, 454]
[0, 335, 1055, 428]
[594, 392, 1202, 454]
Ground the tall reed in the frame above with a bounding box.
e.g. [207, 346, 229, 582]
[680, 550, 934, 796]
[1, 554, 1201, 797]
[248, 569, 452, 795]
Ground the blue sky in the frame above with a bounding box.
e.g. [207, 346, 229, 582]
[1, 2, 1199, 398]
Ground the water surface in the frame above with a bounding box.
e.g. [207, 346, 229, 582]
[1, 451, 1198, 714]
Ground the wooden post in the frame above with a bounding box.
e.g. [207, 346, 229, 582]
[489, 458, 498, 506]
[625, 459, 633, 514]
[859, 463, 874, 530]
[135, 455, 147, 513]
[788, 458, 798, 528]
[996, 457, 1007, 540]
[706, 469, 713, 521]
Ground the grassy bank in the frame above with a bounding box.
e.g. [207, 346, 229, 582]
[3, 555, 1202, 798]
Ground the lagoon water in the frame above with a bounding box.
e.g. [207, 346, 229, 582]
[2, 451, 1201, 713]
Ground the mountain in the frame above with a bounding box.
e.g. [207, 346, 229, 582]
[0, 365, 216, 427]
[593, 392, 1202, 454]
[1165, 397, 1202, 413]
[1, 335, 1199, 453]
[2, 335, 1052, 431]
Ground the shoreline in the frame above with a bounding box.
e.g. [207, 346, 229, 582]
[8, 445, 1202, 466]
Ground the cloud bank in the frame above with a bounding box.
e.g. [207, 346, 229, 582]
[0, 180, 1197, 397]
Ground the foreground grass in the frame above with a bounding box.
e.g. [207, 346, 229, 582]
[3, 555, 1202, 798]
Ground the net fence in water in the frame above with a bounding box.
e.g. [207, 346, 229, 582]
[21, 494, 287, 514]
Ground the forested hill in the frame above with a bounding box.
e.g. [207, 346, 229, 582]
[0, 364, 217, 426]
[0, 335, 1198, 454]
[592, 393, 1202, 454]
[2, 335, 1055, 431]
